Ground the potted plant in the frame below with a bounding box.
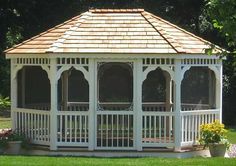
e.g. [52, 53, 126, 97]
[0, 129, 12, 154]
[199, 120, 230, 157]
[0, 136, 7, 154]
[5, 130, 28, 155]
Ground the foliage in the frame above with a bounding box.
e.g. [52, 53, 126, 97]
[199, 120, 230, 148]
[0, 96, 11, 110]
[206, 0, 236, 126]
[0, 136, 8, 149]
[206, 0, 236, 48]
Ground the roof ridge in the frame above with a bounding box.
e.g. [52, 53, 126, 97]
[89, 9, 144, 13]
[145, 11, 213, 46]
[4, 13, 84, 54]
[141, 11, 185, 53]
[46, 12, 90, 53]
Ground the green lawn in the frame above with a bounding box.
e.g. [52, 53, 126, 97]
[0, 117, 11, 129]
[0, 156, 235, 166]
[227, 128, 236, 144]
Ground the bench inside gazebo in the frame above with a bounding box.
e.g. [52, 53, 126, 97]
[5, 9, 223, 152]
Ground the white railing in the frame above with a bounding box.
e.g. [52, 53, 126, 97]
[142, 111, 174, 147]
[57, 111, 89, 146]
[25, 103, 50, 111]
[181, 103, 211, 111]
[98, 102, 132, 111]
[13, 108, 50, 145]
[142, 102, 173, 112]
[181, 109, 220, 146]
[96, 111, 134, 149]
[58, 102, 89, 111]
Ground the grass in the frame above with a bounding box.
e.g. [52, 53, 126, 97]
[227, 128, 236, 144]
[0, 117, 11, 129]
[0, 156, 235, 166]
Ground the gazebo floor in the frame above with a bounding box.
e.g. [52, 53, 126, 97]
[12, 147, 212, 158]
[3, 144, 218, 158]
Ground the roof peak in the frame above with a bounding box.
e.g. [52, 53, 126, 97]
[89, 9, 144, 13]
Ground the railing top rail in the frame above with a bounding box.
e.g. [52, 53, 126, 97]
[66, 102, 89, 105]
[14, 108, 50, 115]
[57, 111, 89, 115]
[98, 102, 132, 105]
[142, 102, 168, 105]
[96, 111, 134, 115]
[181, 103, 210, 106]
[180, 109, 220, 115]
[142, 111, 175, 116]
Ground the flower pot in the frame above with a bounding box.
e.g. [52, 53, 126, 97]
[6, 141, 22, 155]
[209, 143, 227, 157]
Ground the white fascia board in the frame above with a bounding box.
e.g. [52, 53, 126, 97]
[5, 53, 51, 59]
[6, 53, 224, 60]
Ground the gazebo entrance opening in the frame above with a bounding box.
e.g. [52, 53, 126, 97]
[142, 68, 174, 146]
[96, 62, 134, 149]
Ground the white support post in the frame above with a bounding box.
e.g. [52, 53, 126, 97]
[134, 59, 143, 151]
[216, 62, 223, 122]
[10, 59, 17, 130]
[88, 59, 95, 151]
[21, 67, 26, 108]
[49, 58, 58, 150]
[164, 73, 172, 111]
[62, 71, 68, 111]
[94, 61, 98, 149]
[174, 59, 182, 151]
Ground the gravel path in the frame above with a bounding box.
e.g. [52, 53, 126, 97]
[228, 144, 236, 158]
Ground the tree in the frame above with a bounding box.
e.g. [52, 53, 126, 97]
[206, 0, 236, 125]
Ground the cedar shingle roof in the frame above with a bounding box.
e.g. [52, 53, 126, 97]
[5, 9, 221, 54]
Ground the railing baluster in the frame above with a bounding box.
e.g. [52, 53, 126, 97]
[164, 116, 166, 143]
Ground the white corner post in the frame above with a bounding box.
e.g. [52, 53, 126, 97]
[49, 58, 58, 150]
[10, 59, 17, 130]
[88, 58, 95, 151]
[174, 59, 182, 151]
[134, 59, 143, 151]
[216, 62, 223, 123]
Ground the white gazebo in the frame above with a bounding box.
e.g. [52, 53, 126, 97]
[5, 9, 223, 152]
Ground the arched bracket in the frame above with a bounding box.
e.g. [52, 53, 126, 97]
[11, 65, 24, 80]
[180, 65, 220, 82]
[180, 66, 191, 82]
[41, 65, 50, 80]
[142, 66, 174, 82]
[208, 66, 221, 81]
[56, 65, 89, 82]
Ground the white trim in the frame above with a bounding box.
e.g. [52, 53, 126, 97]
[142, 66, 174, 82]
[6, 53, 222, 60]
[180, 66, 191, 81]
[56, 65, 89, 81]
